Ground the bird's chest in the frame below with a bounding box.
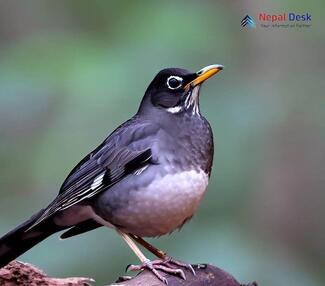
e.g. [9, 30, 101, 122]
[157, 115, 214, 175]
[112, 170, 209, 237]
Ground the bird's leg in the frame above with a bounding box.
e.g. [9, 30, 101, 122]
[116, 230, 147, 262]
[129, 234, 166, 258]
[116, 229, 168, 283]
[116, 230, 186, 284]
[129, 234, 195, 275]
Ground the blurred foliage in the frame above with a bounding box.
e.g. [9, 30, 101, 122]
[0, 1, 324, 285]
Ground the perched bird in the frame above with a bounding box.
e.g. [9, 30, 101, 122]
[0, 64, 223, 283]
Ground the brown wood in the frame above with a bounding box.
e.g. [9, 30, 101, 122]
[0, 261, 94, 286]
[0, 261, 258, 286]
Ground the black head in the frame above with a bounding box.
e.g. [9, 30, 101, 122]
[138, 65, 223, 116]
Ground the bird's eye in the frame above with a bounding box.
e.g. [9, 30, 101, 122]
[167, 76, 183, 90]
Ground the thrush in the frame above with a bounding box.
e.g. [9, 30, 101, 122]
[0, 64, 223, 284]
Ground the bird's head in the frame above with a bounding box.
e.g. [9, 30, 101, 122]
[138, 64, 223, 116]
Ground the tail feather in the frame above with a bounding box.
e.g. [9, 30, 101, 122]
[60, 219, 101, 239]
[0, 210, 65, 268]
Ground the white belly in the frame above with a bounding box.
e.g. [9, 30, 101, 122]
[114, 170, 209, 237]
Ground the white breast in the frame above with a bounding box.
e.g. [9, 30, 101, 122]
[114, 170, 209, 237]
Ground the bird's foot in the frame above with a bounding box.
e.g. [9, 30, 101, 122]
[126, 258, 187, 284]
[162, 255, 196, 275]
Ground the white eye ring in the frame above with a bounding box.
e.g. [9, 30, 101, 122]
[167, 76, 183, 90]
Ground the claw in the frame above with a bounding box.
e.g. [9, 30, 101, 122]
[127, 263, 144, 272]
[115, 276, 132, 283]
[125, 264, 132, 272]
[126, 259, 168, 284]
[155, 264, 186, 280]
[126, 258, 190, 284]
[163, 256, 196, 275]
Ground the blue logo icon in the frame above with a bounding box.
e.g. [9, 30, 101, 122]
[241, 15, 256, 28]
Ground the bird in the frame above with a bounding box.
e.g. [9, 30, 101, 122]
[0, 64, 223, 284]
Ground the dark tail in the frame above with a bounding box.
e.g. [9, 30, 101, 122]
[0, 210, 65, 268]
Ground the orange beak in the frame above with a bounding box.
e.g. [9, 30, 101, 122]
[185, 64, 223, 89]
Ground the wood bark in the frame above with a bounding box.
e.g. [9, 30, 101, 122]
[0, 261, 258, 286]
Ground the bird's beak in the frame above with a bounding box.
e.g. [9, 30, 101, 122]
[186, 64, 223, 89]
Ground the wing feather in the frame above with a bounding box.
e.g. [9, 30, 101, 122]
[28, 148, 152, 229]
[26, 117, 157, 230]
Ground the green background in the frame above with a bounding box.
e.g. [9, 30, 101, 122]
[0, 1, 324, 285]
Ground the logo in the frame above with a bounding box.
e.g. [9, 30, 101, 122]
[259, 12, 311, 28]
[241, 12, 312, 29]
[259, 12, 311, 22]
[241, 15, 256, 28]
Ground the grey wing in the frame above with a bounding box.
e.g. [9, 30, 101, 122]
[28, 119, 156, 229]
